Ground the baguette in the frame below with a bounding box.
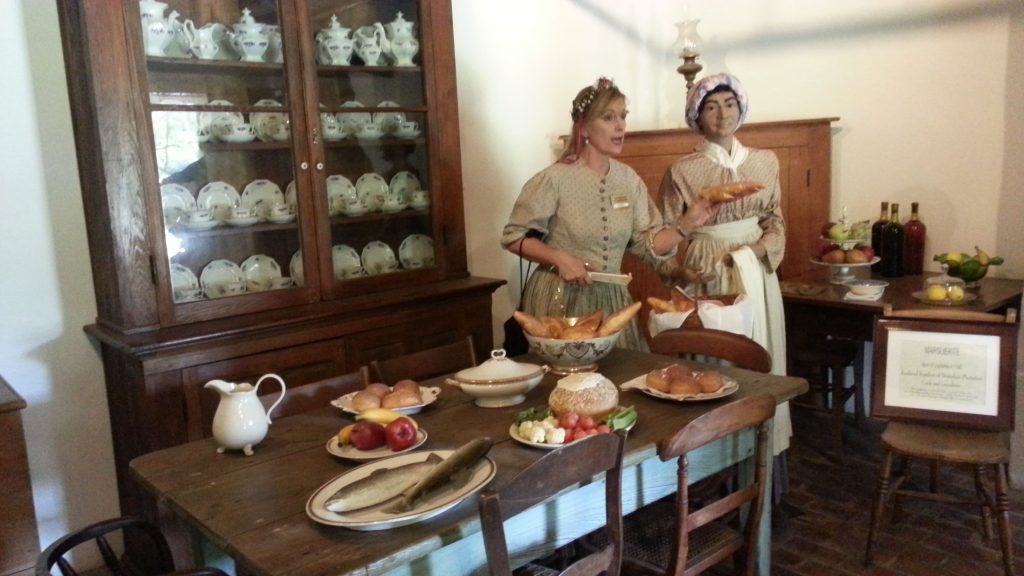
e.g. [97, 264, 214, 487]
[597, 301, 642, 337]
[669, 288, 696, 312]
[575, 309, 604, 333]
[513, 310, 551, 338]
[646, 296, 676, 314]
[698, 181, 764, 203]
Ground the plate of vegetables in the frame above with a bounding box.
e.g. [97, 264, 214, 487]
[508, 405, 637, 450]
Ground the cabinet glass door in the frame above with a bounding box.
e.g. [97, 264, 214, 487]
[303, 0, 436, 292]
[141, 1, 313, 322]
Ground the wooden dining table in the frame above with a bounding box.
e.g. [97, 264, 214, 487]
[131, 348, 808, 576]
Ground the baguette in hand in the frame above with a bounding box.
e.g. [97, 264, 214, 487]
[698, 181, 764, 203]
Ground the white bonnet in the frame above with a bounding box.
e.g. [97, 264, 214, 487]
[685, 73, 749, 131]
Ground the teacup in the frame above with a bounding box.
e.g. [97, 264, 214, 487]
[189, 209, 212, 222]
[175, 287, 203, 301]
[271, 277, 294, 290]
[381, 198, 408, 213]
[269, 122, 291, 142]
[339, 266, 365, 279]
[190, 41, 220, 60]
[231, 206, 254, 219]
[395, 121, 420, 139]
[219, 123, 257, 143]
[323, 122, 346, 141]
[270, 203, 292, 217]
[224, 281, 246, 295]
[343, 199, 368, 217]
[409, 189, 430, 209]
[355, 124, 383, 140]
[197, 126, 211, 142]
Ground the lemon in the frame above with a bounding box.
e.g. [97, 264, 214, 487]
[948, 285, 965, 301]
[926, 284, 948, 301]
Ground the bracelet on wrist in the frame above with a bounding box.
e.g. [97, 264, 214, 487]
[676, 223, 690, 239]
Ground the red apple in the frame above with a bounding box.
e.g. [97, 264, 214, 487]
[818, 242, 841, 258]
[820, 221, 836, 237]
[856, 244, 875, 259]
[349, 421, 386, 450]
[384, 417, 418, 451]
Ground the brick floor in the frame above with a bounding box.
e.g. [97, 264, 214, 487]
[775, 409, 1022, 576]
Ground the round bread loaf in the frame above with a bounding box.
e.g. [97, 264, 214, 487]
[645, 368, 671, 393]
[351, 390, 382, 411]
[548, 373, 618, 418]
[696, 371, 724, 394]
[381, 389, 421, 409]
[365, 382, 391, 398]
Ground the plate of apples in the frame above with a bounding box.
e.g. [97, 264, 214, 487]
[328, 409, 427, 460]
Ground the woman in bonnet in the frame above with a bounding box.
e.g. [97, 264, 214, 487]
[658, 73, 792, 456]
[502, 77, 689, 351]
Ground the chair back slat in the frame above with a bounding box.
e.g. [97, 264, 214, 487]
[479, 429, 627, 576]
[260, 367, 369, 418]
[659, 395, 776, 458]
[650, 328, 771, 373]
[370, 336, 476, 384]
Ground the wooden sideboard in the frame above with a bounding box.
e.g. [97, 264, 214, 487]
[616, 118, 838, 338]
[0, 376, 39, 576]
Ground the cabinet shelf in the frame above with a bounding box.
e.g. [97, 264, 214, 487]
[317, 64, 423, 76]
[329, 208, 428, 225]
[147, 56, 285, 76]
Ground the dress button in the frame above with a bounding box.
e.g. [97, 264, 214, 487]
[603, 236, 609, 241]
[602, 216, 607, 222]
[600, 207, 606, 212]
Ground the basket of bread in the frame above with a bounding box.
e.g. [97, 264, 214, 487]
[513, 302, 641, 374]
[647, 289, 745, 337]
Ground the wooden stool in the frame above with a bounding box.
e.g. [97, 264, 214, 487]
[790, 338, 865, 460]
[865, 422, 1014, 575]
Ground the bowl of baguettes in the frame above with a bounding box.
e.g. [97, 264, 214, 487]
[514, 302, 640, 375]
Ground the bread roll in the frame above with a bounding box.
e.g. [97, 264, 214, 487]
[381, 389, 421, 409]
[669, 378, 701, 396]
[597, 301, 642, 337]
[548, 373, 619, 419]
[696, 371, 725, 394]
[645, 368, 672, 393]
[351, 390, 382, 411]
[393, 379, 421, 394]
[365, 383, 391, 398]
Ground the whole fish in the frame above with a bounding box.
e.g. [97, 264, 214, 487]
[385, 437, 493, 514]
[325, 453, 443, 513]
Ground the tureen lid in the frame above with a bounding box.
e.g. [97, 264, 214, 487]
[453, 349, 544, 383]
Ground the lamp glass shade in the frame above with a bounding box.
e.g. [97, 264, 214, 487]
[673, 19, 703, 58]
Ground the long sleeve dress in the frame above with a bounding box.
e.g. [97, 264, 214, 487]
[502, 159, 672, 351]
[658, 139, 792, 453]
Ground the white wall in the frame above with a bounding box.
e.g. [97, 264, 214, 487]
[2, 0, 1021, 557]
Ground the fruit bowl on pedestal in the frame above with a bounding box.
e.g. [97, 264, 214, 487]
[809, 256, 881, 285]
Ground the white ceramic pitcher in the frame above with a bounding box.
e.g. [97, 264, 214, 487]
[205, 373, 286, 456]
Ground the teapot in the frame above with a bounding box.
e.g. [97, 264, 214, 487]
[205, 373, 286, 455]
[138, 0, 168, 24]
[227, 8, 269, 62]
[138, 0, 173, 57]
[163, 10, 194, 58]
[383, 12, 415, 42]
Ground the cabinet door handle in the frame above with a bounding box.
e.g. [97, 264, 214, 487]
[315, 162, 324, 171]
[300, 161, 309, 171]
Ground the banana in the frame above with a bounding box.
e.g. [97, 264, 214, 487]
[975, 245, 990, 266]
[337, 424, 355, 445]
[943, 252, 964, 264]
[355, 408, 418, 430]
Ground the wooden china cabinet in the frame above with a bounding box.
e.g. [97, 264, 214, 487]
[56, 0, 501, 549]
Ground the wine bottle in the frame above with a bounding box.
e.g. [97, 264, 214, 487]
[881, 203, 904, 278]
[870, 201, 888, 273]
[903, 201, 926, 275]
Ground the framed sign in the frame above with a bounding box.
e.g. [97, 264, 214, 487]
[872, 316, 1018, 430]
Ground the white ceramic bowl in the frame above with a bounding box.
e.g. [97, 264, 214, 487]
[844, 278, 888, 297]
[525, 322, 622, 375]
[446, 349, 548, 407]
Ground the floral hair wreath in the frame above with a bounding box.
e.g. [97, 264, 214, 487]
[571, 76, 618, 122]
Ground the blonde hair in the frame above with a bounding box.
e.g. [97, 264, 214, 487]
[559, 78, 626, 162]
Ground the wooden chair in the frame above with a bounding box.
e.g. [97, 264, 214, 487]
[479, 430, 627, 576]
[789, 336, 865, 461]
[369, 336, 477, 384]
[259, 367, 370, 418]
[650, 327, 772, 373]
[36, 515, 228, 576]
[618, 394, 776, 575]
[864, 306, 1017, 576]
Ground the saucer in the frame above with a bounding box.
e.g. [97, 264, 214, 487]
[170, 263, 200, 296]
[198, 99, 242, 133]
[226, 216, 259, 227]
[161, 183, 197, 227]
[332, 244, 363, 279]
[290, 250, 304, 287]
[389, 171, 421, 201]
[241, 254, 282, 292]
[241, 179, 284, 220]
[267, 212, 296, 224]
[338, 101, 372, 132]
[183, 219, 218, 230]
[355, 173, 388, 211]
[399, 234, 435, 269]
[362, 241, 398, 275]
[197, 181, 241, 222]
[251, 99, 288, 143]
[200, 259, 245, 298]
[285, 180, 297, 211]
[326, 175, 357, 215]
[374, 101, 405, 133]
